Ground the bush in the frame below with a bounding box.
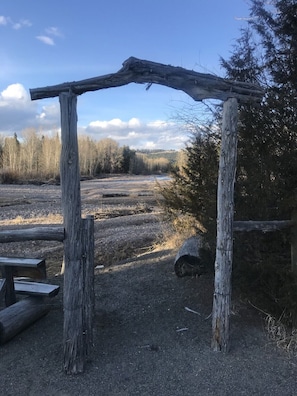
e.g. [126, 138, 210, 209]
[0, 169, 19, 184]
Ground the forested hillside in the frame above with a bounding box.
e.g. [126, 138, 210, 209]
[0, 129, 178, 182]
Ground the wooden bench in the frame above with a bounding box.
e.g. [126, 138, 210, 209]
[14, 281, 60, 298]
[0, 257, 46, 280]
[0, 257, 60, 345]
[0, 257, 57, 306]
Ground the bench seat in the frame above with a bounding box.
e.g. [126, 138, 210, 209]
[14, 281, 60, 298]
[0, 257, 46, 280]
[0, 257, 45, 267]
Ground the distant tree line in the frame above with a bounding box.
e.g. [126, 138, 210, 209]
[0, 129, 177, 182]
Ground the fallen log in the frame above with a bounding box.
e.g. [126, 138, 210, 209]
[0, 297, 51, 344]
[174, 236, 210, 277]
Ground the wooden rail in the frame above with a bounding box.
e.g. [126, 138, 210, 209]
[0, 226, 65, 243]
[233, 220, 293, 232]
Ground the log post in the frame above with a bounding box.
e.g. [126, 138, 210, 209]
[291, 210, 297, 277]
[291, 210, 297, 327]
[211, 97, 238, 352]
[59, 92, 85, 374]
[82, 215, 95, 358]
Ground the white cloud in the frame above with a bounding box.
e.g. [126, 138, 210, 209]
[108, 118, 124, 128]
[36, 27, 63, 45]
[147, 120, 167, 128]
[36, 35, 55, 46]
[36, 103, 60, 125]
[0, 84, 60, 136]
[143, 141, 156, 149]
[13, 19, 32, 30]
[45, 27, 63, 37]
[89, 118, 138, 130]
[0, 16, 9, 25]
[0, 16, 31, 29]
[85, 117, 188, 150]
[1, 83, 29, 101]
[128, 117, 141, 128]
[0, 84, 36, 133]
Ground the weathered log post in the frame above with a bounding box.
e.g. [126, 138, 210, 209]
[211, 97, 238, 352]
[291, 210, 297, 277]
[291, 210, 297, 327]
[81, 215, 95, 357]
[59, 92, 85, 374]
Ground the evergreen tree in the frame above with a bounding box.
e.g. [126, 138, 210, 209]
[121, 146, 135, 173]
[221, 0, 297, 220]
[159, 129, 219, 247]
[222, 0, 297, 320]
[160, 0, 297, 321]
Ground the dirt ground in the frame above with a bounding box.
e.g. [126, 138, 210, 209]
[0, 176, 297, 395]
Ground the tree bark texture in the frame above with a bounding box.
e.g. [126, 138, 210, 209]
[59, 93, 85, 374]
[212, 98, 238, 352]
[30, 57, 264, 103]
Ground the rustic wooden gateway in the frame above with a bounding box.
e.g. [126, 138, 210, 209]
[29, 57, 264, 373]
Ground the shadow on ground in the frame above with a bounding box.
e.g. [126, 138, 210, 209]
[1, 249, 297, 396]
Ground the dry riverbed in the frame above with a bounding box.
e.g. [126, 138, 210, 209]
[0, 175, 168, 273]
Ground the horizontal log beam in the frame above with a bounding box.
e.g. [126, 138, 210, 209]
[30, 57, 264, 103]
[233, 220, 293, 232]
[0, 227, 65, 243]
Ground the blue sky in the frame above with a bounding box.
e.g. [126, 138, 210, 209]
[0, 0, 250, 150]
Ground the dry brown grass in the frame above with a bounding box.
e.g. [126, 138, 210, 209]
[248, 300, 297, 356]
[0, 213, 63, 226]
[154, 213, 205, 251]
[265, 313, 297, 356]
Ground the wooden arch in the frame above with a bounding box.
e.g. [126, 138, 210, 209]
[30, 57, 264, 374]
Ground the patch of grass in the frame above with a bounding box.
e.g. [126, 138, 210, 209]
[154, 213, 201, 251]
[0, 213, 63, 226]
[249, 300, 297, 356]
